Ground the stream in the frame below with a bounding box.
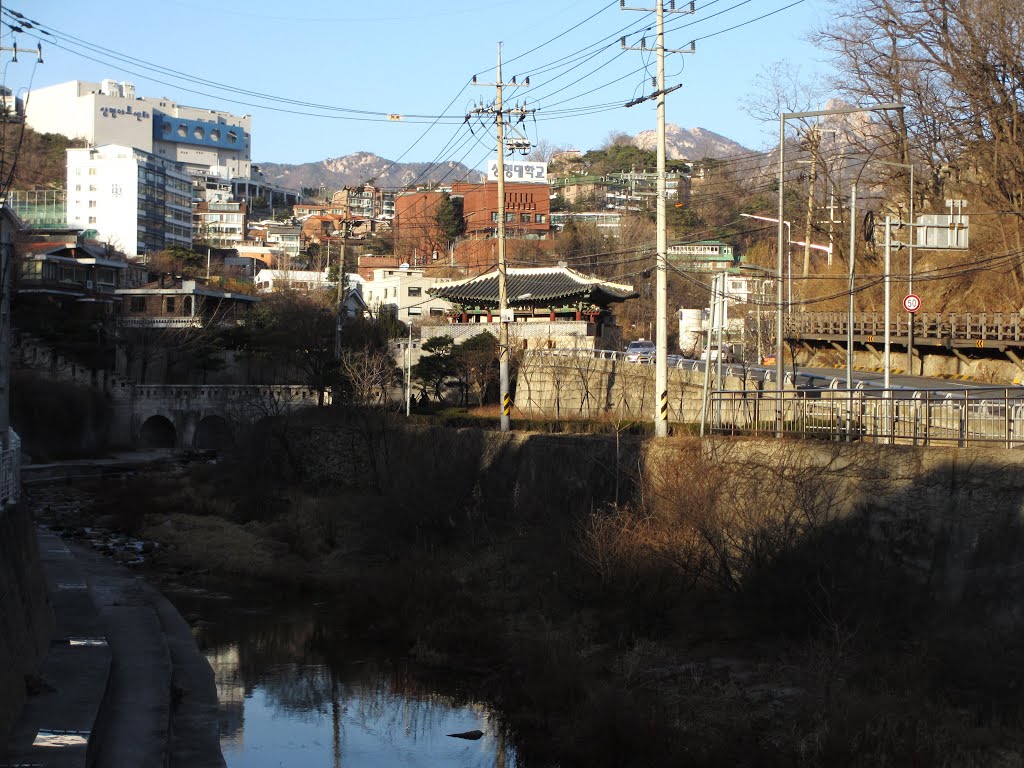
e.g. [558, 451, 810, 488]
[164, 583, 522, 768]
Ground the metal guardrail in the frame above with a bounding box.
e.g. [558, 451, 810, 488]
[706, 387, 1024, 448]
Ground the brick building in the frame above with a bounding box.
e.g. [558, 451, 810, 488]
[394, 181, 554, 274]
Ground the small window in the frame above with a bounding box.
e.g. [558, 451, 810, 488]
[429, 308, 444, 317]
[520, 213, 531, 223]
[165, 297, 176, 313]
[88, 216, 97, 224]
[407, 306, 422, 316]
[88, 167, 97, 176]
[88, 200, 97, 208]
[129, 296, 145, 312]
[407, 286, 422, 297]
[491, 212, 498, 223]
[535, 214, 546, 224]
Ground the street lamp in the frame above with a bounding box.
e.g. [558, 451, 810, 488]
[740, 212, 793, 317]
[775, 103, 904, 436]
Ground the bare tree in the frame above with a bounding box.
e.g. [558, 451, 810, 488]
[814, 0, 1024, 283]
[338, 348, 398, 407]
[741, 60, 830, 127]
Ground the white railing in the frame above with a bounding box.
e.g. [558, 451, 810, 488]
[0, 430, 21, 507]
[119, 316, 204, 329]
[706, 387, 1024, 448]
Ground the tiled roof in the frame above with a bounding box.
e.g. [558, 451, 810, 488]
[428, 266, 636, 306]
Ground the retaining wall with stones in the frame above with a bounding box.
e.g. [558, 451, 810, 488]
[283, 414, 1024, 609]
[0, 505, 53, 743]
[513, 354, 785, 424]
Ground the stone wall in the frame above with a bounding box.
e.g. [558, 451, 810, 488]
[282, 414, 1024, 609]
[0, 504, 53, 743]
[514, 354, 784, 424]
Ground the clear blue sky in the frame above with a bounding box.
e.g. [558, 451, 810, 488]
[11, 1, 831, 167]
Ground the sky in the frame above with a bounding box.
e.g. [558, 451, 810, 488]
[10, 0, 833, 169]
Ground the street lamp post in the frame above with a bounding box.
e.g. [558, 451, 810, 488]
[740, 212, 792, 319]
[775, 103, 904, 437]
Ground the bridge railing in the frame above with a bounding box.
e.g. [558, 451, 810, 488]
[786, 311, 1024, 344]
[706, 386, 1024, 448]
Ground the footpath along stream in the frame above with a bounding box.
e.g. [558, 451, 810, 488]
[22, 464, 527, 768]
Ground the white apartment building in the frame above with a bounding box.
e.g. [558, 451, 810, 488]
[27, 79, 252, 179]
[66, 145, 193, 257]
[362, 266, 453, 322]
[255, 268, 332, 293]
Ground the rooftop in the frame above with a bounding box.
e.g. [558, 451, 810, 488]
[428, 266, 636, 307]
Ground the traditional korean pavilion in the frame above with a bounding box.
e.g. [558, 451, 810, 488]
[427, 265, 636, 351]
[428, 265, 636, 323]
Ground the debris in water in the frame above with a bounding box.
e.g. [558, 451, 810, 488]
[447, 730, 484, 740]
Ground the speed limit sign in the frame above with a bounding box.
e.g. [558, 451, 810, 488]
[903, 294, 921, 313]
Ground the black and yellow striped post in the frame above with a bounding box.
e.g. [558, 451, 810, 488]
[503, 392, 512, 419]
[659, 389, 668, 423]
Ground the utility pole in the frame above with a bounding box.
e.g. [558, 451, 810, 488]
[621, 0, 695, 438]
[802, 125, 820, 278]
[335, 228, 346, 360]
[470, 44, 533, 433]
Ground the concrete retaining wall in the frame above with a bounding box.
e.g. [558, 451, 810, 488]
[0, 505, 53, 743]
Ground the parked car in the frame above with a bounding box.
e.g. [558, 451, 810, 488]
[699, 345, 734, 363]
[624, 339, 656, 363]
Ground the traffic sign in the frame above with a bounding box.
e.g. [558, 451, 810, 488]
[903, 294, 921, 313]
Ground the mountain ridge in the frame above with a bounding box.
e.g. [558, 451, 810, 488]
[254, 152, 483, 191]
[256, 126, 752, 191]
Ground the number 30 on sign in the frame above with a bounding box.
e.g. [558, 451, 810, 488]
[903, 294, 921, 313]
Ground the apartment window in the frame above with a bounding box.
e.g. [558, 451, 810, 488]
[535, 214, 546, 224]
[129, 297, 145, 312]
[75, 168, 82, 176]
[89, 185, 97, 192]
[88, 200, 97, 208]
[88, 167, 97, 176]
[520, 213, 531, 223]
[74, 184, 81, 192]
[165, 297, 176, 313]
[505, 213, 514, 222]
[88, 217, 96, 224]
[407, 286, 422, 297]
[429, 308, 444, 317]
[407, 306, 422, 316]
[491, 212, 498, 222]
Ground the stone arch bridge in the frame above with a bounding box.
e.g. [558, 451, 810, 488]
[111, 383, 328, 452]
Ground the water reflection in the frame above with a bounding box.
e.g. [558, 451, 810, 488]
[173, 588, 517, 768]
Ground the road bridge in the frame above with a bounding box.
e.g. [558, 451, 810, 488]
[787, 311, 1024, 361]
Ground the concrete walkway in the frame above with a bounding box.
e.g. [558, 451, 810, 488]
[1, 527, 224, 768]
